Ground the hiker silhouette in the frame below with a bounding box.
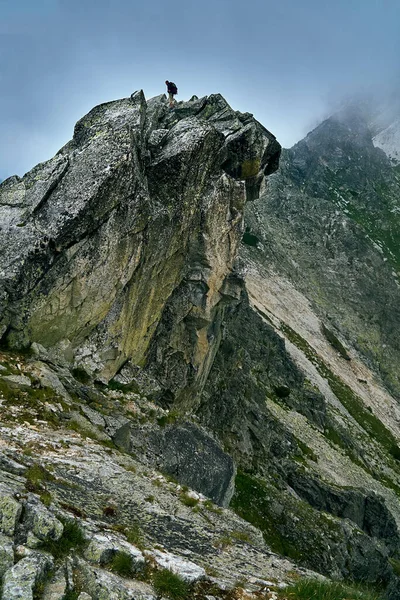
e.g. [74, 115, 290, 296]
[165, 80, 178, 108]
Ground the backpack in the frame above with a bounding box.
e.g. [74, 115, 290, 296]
[169, 82, 178, 95]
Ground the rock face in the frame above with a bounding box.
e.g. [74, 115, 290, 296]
[0, 91, 279, 409]
[128, 421, 235, 506]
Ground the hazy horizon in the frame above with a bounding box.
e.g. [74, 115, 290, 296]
[1, 0, 399, 181]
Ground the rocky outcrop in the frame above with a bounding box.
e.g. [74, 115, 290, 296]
[0, 351, 316, 600]
[0, 91, 280, 410]
[128, 421, 235, 506]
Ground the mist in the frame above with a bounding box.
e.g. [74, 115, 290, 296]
[1, 0, 399, 181]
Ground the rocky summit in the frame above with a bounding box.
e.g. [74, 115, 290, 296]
[0, 90, 279, 402]
[0, 92, 400, 600]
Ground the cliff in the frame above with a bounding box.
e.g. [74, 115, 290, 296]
[0, 91, 280, 407]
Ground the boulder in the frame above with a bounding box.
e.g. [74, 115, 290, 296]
[0, 486, 22, 536]
[23, 499, 64, 543]
[0, 532, 14, 577]
[1, 552, 53, 600]
[84, 532, 145, 572]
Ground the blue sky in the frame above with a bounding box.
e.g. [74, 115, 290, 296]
[1, 0, 399, 180]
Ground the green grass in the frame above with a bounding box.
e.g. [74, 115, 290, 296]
[0, 378, 64, 427]
[152, 569, 190, 600]
[110, 551, 136, 578]
[40, 491, 52, 507]
[38, 519, 87, 560]
[203, 499, 223, 514]
[231, 471, 345, 570]
[157, 411, 179, 427]
[25, 464, 55, 493]
[179, 492, 199, 507]
[124, 523, 144, 549]
[388, 557, 400, 577]
[279, 578, 384, 600]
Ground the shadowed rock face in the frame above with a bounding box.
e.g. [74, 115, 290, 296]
[0, 91, 280, 402]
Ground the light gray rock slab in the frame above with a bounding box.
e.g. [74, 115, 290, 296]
[0, 532, 14, 577]
[29, 361, 72, 403]
[81, 405, 106, 428]
[84, 532, 144, 572]
[1, 552, 54, 600]
[26, 532, 42, 549]
[1, 374, 31, 388]
[42, 567, 68, 600]
[77, 559, 156, 600]
[0, 455, 27, 476]
[147, 549, 206, 582]
[0, 487, 22, 536]
[68, 412, 111, 443]
[24, 501, 64, 542]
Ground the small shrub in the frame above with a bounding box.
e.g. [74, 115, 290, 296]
[230, 530, 251, 543]
[63, 591, 80, 600]
[152, 569, 190, 600]
[213, 530, 251, 548]
[242, 230, 259, 247]
[110, 551, 135, 578]
[213, 534, 233, 549]
[25, 464, 54, 493]
[157, 412, 178, 427]
[125, 523, 144, 548]
[39, 519, 87, 560]
[40, 491, 52, 507]
[180, 493, 199, 508]
[203, 499, 223, 514]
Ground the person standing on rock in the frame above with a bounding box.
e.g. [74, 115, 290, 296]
[165, 80, 178, 108]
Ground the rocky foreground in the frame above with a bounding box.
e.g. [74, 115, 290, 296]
[0, 346, 318, 600]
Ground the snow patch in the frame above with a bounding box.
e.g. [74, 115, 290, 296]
[373, 118, 400, 164]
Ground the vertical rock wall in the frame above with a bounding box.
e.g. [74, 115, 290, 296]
[0, 91, 280, 404]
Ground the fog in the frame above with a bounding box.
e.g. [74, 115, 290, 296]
[1, 0, 399, 180]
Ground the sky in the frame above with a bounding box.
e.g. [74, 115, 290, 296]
[0, 0, 399, 181]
